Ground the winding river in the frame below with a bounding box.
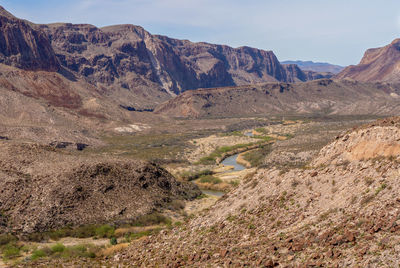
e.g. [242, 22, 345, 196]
[221, 154, 246, 171]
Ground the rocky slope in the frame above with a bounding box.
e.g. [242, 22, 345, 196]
[155, 79, 400, 118]
[0, 140, 200, 234]
[84, 117, 400, 267]
[282, 60, 344, 74]
[337, 39, 400, 82]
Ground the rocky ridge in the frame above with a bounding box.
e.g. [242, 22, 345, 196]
[154, 79, 400, 118]
[337, 39, 400, 82]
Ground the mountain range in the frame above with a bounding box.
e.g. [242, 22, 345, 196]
[0, 6, 334, 112]
[0, 6, 398, 125]
[281, 60, 344, 74]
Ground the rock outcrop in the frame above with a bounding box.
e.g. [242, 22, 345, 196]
[0, 7, 59, 71]
[336, 38, 400, 82]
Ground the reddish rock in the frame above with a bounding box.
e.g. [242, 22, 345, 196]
[344, 231, 356, 242]
[220, 249, 229, 258]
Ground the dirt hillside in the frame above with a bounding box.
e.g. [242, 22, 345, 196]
[0, 140, 200, 234]
[97, 118, 400, 267]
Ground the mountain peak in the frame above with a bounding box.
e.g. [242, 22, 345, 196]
[336, 38, 400, 82]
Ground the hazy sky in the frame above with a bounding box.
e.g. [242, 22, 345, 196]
[1, 0, 399, 66]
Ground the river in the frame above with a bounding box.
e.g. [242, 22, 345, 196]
[221, 153, 246, 171]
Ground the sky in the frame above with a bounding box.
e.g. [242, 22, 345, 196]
[1, 0, 399, 66]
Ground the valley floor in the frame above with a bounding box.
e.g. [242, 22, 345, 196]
[1, 114, 382, 267]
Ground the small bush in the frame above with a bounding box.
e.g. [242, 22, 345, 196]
[199, 175, 222, 184]
[74, 225, 98, 238]
[229, 180, 240, 187]
[375, 183, 387, 195]
[167, 199, 185, 211]
[133, 213, 171, 227]
[31, 249, 47, 260]
[0, 234, 16, 246]
[95, 225, 115, 238]
[129, 231, 151, 240]
[2, 243, 20, 259]
[51, 243, 66, 253]
[26, 232, 47, 242]
[110, 237, 118, 245]
[180, 169, 213, 181]
[364, 177, 374, 186]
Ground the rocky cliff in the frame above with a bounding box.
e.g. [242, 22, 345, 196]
[336, 39, 400, 82]
[40, 22, 323, 97]
[0, 7, 59, 71]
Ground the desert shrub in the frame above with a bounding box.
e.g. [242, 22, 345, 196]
[73, 225, 98, 238]
[133, 213, 171, 227]
[229, 180, 240, 187]
[364, 177, 374, 186]
[0, 234, 17, 246]
[291, 179, 301, 188]
[167, 199, 185, 211]
[51, 243, 66, 253]
[375, 183, 387, 195]
[47, 228, 70, 241]
[360, 194, 375, 206]
[95, 225, 115, 238]
[110, 237, 118, 245]
[31, 249, 48, 260]
[243, 145, 272, 167]
[180, 169, 213, 181]
[2, 243, 21, 259]
[199, 175, 222, 184]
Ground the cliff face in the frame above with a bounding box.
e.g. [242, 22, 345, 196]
[40, 22, 322, 96]
[336, 39, 400, 82]
[0, 7, 59, 71]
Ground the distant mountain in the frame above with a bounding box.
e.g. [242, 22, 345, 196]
[41, 23, 324, 99]
[281, 60, 344, 74]
[0, 5, 335, 113]
[336, 39, 400, 82]
[155, 79, 400, 118]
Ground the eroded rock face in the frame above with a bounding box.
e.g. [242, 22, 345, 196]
[40, 22, 320, 96]
[336, 38, 400, 82]
[0, 7, 59, 71]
